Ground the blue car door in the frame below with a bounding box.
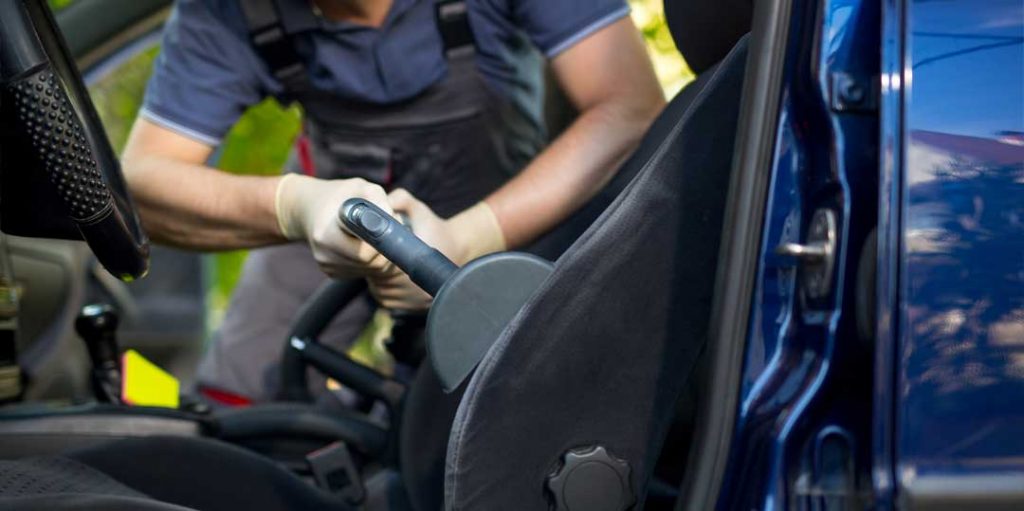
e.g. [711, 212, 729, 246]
[876, 0, 1024, 508]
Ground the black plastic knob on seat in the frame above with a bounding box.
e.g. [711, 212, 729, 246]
[546, 445, 635, 511]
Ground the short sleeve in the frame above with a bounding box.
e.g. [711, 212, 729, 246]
[141, 0, 268, 145]
[510, 0, 631, 58]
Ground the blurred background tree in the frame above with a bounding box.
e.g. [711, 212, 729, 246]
[62, 0, 691, 344]
[631, 0, 694, 96]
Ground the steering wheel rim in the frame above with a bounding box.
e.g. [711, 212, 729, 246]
[1, 0, 149, 280]
[277, 278, 370, 402]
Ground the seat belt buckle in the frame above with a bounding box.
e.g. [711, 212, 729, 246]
[306, 441, 365, 504]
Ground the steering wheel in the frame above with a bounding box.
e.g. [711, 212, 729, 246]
[0, 0, 149, 280]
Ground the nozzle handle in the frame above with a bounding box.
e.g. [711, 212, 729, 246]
[339, 199, 458, 296]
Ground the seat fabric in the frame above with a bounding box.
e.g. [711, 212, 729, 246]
[65, 436, 351, 511]
[0, 456, 191, 510]
[443, 36, 750, 510]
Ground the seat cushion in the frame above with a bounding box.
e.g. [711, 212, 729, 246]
[0, 456, 192, 510]
[66, 436, 353, 511]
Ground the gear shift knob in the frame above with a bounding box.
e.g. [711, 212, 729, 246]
[75, 304, 122, 403]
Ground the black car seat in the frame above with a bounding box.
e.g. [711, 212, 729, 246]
[440, 33, 750, 511]
[0, 0, 753, 507]
[400, 41, 751, 511]
[0, 436, 352, 511]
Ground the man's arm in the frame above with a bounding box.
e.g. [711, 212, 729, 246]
[389, 17, 664, 263]
[122, 119, 394, 277]
[373, 17, 664, 309]
[122, 119, 282, 250]
[484, 16, 665, 248]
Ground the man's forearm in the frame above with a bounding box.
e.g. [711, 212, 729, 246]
[484, 98, 659, 248]
[479, 16, 664, 249]
[125, 154, 285, 251]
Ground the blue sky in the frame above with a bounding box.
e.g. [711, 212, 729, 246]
[908, 0, 1023, 140]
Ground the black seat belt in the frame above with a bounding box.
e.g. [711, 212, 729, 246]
[238, 0, 310, 96]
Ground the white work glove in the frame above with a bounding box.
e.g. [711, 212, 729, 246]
[275, 174, 395, 279]
[369, 188, 506, 311]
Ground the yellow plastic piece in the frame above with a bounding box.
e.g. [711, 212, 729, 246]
[121, 349, 180, 408]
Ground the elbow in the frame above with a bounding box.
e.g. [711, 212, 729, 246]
[120, 144, 151, 191]
[118, 151, 171, 240]
[119, 157, 159, 235]
[627, 85, 667, 136]
[119, 153, 162, 223]
[595, 86, 666, 150]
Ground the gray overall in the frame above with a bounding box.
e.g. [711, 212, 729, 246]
[196, 0, 545, 402]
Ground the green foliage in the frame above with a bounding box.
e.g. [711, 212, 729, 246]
[47, 0, 74, 11]
[629, 0, 694, 95]
[90, 46, 160, 152]
[207, 101, 301, 324]
[219, 101, 301, 177]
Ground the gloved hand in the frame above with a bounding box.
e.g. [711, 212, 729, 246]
[275, 174, 395, 279]
[369, 188, 506, 311]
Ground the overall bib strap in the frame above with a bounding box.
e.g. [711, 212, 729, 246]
[435, 0, 477, 58]
[238, 0, 310, 96]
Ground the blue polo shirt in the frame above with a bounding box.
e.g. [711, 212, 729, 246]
[141, 0, 630, 146]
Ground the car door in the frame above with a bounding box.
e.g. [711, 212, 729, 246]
[677, 0, 882, 508]
[875, 0, 1024, 508]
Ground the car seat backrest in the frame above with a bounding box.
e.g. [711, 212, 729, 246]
[394, 69, 739, 511]
[442, 31, 751, 511]
[668, 0, 754, 74]
[393, 71, 738, 511]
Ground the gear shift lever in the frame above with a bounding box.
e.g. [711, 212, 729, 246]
[75, 304, 122, 404]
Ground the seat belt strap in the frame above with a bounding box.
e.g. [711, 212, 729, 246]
[238, 0, 310, 95]
[435, 0, 477, 58]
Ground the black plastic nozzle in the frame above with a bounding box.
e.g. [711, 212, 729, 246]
[339, 199, 458, 296]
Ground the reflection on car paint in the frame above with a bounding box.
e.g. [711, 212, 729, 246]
[897, 0, 1024, 492]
